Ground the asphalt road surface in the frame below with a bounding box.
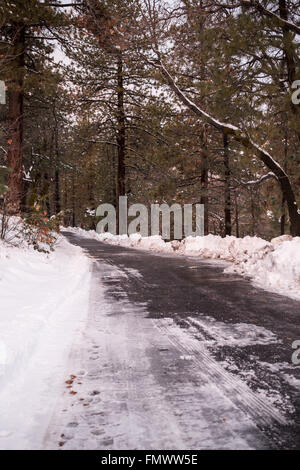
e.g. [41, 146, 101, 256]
[46, 233, 300, 450]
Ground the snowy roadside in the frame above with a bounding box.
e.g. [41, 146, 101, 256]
[65, 228, 300, 301]
[0, 235, 92, 450]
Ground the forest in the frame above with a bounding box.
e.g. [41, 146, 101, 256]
[1, 0, 300, 240]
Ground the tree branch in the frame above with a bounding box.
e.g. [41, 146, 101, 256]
[241, 1, 300, 36]
[238, 172, 278, 187]
[149, 58, 300, 229]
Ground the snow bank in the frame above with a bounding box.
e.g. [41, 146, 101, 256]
[0, 235, 92, 449]
[227, 236, 300, 299]
[65, 227, 300, 301]
[177, 234, 273, 261]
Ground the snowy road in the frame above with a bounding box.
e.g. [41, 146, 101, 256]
[46, 233, 300, 450]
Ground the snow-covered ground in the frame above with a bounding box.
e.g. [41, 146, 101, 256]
[0, 235, 92, 449]
[1, 225, 297, 450]
[65, 228, 300, 301]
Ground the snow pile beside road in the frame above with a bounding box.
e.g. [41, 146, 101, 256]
[65, 227, 300, 300]
[177, 234, 273, 262]
[227, 236, 300, 299]
[68, 228, 175, 253]
[0, 236, 92, 449]
[180, 234, 300, 299]
[182, 234, 300, 299]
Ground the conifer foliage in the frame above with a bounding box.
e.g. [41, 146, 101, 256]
[0, 0, 299, 238]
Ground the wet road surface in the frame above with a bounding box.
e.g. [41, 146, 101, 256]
[46, 233, 300, 450]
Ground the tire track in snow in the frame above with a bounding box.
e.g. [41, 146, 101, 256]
[45, 256, 276, 450]
[153, 318, 289, 441]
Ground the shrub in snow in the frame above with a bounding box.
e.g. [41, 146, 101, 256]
[0, 205, 62, 252]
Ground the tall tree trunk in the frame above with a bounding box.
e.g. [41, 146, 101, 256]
[234, 191, 240, 238]
[250, 190, 255, 236]
[54, 169, 60, 214]
[277, 2, 300, 222]
[280, 126, 288, 235]
[71, 172, 76, 227]
[279, 0, 297, 85]
[280, 196, 286, 235]
[6, 24, 25, 214]
[53, 102, 61, 214]
[223, 132, 231, 236]
[116, 53, 126, 234]
[200, 125, 209, 235]
[279, 0, 300, 139]
[44, 172, 51, 216]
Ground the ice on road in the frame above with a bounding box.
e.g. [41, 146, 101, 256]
[45, 260, 281, 450]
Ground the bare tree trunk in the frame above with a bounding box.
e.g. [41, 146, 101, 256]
[280, 126, 288, 235]
[223, 132, 231, 236]
[54, 169, 60, 214]
[116, 53, 126, 234]
[200, 125, 209, 235]
[53, 103, 61, 215]
[280, 196, 286, 235]
[6, 24, 25, 214]
[250, 191, 255, 236]
[234, 191, 240, 238]
[71, 173, 76, 227]
[279, 0, 297, 86]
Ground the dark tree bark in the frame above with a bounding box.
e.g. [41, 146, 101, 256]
[280, 196, 286, 235]
[116, 53, 126, 233]
[53, 102, 61, 214]
[200, 125, 209, 235]
[54, 169, 60, 214]
[279, 0, 297, 86]
[280, 126, 288, 235]
[223, 132, 231, 236]
[278, 0, 300, 141]
[6, 23, 25, 214]
[234, 191, 240, 238]
[71, 172, 76, 227]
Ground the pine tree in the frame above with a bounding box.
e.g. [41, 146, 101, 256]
[0, 0, 68, 213]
